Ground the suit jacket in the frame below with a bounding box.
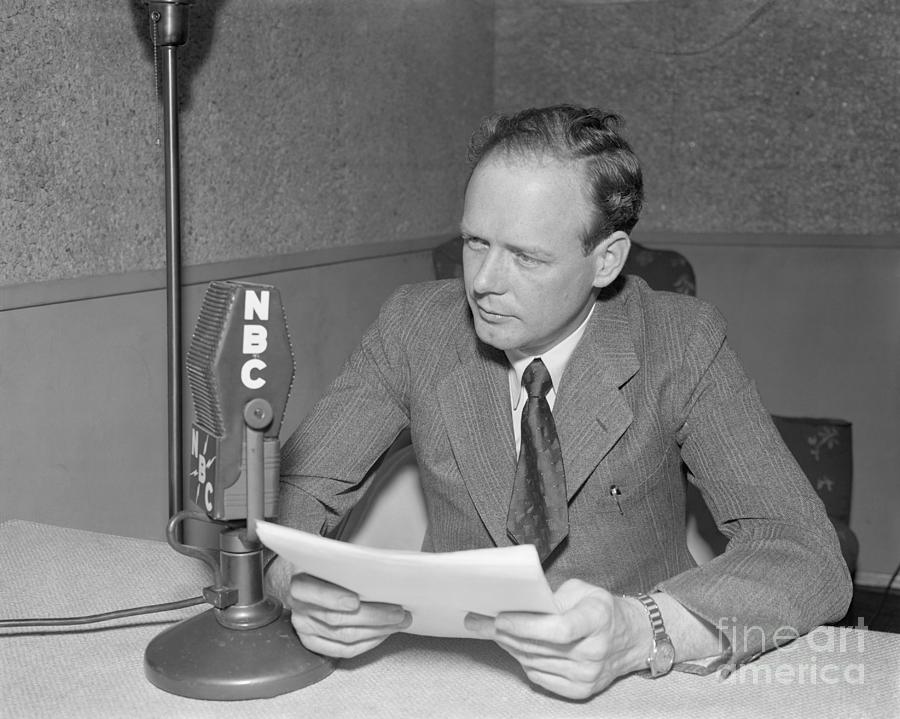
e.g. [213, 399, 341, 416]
[279, 276, 851, 670]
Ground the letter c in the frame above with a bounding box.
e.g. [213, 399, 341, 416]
[241, 358, 267, 389]
[204, 481, 214, 513]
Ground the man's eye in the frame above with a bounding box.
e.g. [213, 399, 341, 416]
[464, 237, 488, 250]
[515, 253, 541, 266]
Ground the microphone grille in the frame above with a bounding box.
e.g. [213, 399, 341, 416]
[185, 281, 234, 437]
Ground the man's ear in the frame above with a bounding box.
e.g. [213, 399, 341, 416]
[590, 231, 631, 288]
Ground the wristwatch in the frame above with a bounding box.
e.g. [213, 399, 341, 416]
[635, 593, 676, 677]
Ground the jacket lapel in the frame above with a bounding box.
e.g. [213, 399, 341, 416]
[437, 326, 517, 547]
[554, 290, 639, 502]
[436, 287, 640, 544]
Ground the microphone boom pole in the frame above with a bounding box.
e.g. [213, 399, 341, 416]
[149, 0, 191, 521]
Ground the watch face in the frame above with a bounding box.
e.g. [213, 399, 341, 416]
[653, 640, 676, 674]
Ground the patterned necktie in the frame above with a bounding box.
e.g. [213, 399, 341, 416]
[506, 358, 568, 562]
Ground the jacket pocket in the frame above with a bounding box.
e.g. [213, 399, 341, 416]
[581, 438, 677, 515]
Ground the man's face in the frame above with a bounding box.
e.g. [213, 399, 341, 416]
[461, 154, 608, 356]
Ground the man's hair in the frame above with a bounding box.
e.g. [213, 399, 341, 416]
[467, 104, 644, 253]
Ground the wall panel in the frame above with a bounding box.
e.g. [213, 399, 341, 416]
[0, 247, 436, 539]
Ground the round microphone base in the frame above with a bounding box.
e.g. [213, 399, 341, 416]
[144, 606, 335, 700]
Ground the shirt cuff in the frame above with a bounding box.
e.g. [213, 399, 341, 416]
[672, 653, 730, 676]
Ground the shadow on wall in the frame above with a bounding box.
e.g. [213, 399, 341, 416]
[129, 0, 228, 111]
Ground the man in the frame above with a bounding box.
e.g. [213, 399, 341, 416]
[274, 105, 851, 700]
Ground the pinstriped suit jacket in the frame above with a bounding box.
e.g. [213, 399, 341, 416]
[279, 276, 851, 668]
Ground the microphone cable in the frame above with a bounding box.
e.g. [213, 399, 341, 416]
[1, 554, 281, 630]
[0, 596, 205, 630]
[3, 524, 283, 631]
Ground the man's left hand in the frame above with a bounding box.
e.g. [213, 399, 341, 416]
[465, 578, 649, 700]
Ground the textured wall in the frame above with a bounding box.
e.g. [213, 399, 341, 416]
[0, 0, 493, 287]
[494, 0, 899, 236]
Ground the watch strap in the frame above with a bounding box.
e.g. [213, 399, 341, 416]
[635, 593, 675, 677]
[636, 593, 668, 641]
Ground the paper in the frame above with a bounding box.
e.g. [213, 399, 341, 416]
[255, 520, 558, 637]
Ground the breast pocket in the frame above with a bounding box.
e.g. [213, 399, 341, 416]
[579, 425, 678, 515]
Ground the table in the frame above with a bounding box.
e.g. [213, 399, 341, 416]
[2, 520, 898, 718]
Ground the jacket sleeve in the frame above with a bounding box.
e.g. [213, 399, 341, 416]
[657, 304, 852, 673]
[277, 286, 414, 537]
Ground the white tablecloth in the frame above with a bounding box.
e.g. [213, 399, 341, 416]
[2, 520, 898, 719]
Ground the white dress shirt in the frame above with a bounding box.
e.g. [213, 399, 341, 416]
[504, 304, 595, 454]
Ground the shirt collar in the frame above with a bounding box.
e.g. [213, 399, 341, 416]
[504, 303, 595, 410]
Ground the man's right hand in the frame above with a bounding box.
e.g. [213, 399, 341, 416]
[288, 573, 412, 658]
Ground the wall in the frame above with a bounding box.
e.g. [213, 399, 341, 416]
[494, 0, 900, 581]
[1, 0, 492, 286]
[0, 246, 438, 539]
[494, 0, 898, 236]
[0, 1, 494, 538]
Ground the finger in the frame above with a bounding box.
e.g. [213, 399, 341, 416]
[495, 609, 597, 645]
[294, 627, 393, 659]
[552, 578, 603, 610]
[521, 668, 598, 701]
[291, 573, 360, 611]
[512, 652, 604, 685]
[484, 631, 606, 693]
[464, 612, 496, 637]
[295, 600, 411, 632]
[489, 627, 578, 658]
[291, 608, 412, 647]
[465, 614, 572, 667]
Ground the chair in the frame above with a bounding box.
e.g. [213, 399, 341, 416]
[771, 416, 858, 574]
[334, 428, 426, 549]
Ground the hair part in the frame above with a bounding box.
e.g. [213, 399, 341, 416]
[467, 105, 644, 253]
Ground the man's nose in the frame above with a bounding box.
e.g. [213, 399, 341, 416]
[470, 249, 506, 295]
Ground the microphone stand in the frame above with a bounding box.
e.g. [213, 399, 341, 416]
[141, 9, 336, 693]
[144, 399, 335, 700]
[147, 0, 188, 523]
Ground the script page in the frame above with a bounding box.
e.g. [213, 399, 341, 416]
[256, 520, 558, 637]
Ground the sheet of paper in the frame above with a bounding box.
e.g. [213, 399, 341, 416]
[256, 520, 558, 638]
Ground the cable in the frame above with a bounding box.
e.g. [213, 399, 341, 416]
[0, 596, 205, 630]
[868, 558, 900, 631]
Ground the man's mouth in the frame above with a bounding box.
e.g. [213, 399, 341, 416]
[475, 304, 511, 321]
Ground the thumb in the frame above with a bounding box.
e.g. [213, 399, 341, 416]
[553, 578, 611, 612]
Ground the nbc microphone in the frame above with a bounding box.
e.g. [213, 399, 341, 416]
[185, 281, 293, 530]
[144, 280, 334, 700]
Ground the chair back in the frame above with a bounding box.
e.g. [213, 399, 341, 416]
[622, 241, 696, 295]
[772, 416, 853, 526]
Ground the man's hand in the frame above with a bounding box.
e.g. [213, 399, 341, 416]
[289, 573, 412, 658]
[464, 578, 649, 700]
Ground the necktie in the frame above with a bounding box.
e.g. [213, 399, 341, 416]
[506, 358, 568, 562]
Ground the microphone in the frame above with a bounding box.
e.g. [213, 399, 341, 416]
[185, 281, 292, 526]
[144, 280, 334, 700]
